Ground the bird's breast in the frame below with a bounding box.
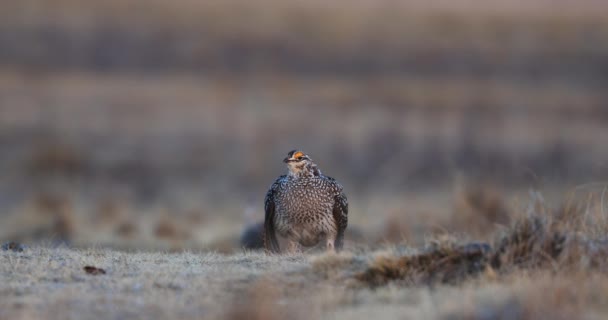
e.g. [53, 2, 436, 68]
[273, 181, 336, 238]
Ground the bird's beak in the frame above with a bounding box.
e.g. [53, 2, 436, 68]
[283, 157, 293, 163]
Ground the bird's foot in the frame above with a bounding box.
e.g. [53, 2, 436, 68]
[326, 239, 336, 253]
[287, 240, 302, 254]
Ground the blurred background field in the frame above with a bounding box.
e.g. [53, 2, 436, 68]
[1, 0, 607, 251]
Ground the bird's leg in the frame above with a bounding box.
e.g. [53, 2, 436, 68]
[326, 236, 336, 253]
[287, 240, 302, 254]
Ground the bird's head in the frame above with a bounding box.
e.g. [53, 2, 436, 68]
[283, 150, 319, 177]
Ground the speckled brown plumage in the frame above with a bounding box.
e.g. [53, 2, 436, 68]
[264, 150, 348, 253]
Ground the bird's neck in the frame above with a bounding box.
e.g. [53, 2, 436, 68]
[288, 162, 322, 179]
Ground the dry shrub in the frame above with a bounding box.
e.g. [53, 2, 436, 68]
[154, 216, 191, 244]
[0, 192, 75, 244]
[34, 193, 71, 214]
[95, 198, 126, 225]
[357, 191, 608, 287]
[94, 198, 139, 239]
[30, 193, 75, 242]
[115, 221, 138, 238]
[357, 238, 491, 287]
[491, 191, 608, 272]
[26, 143, 88, 177]
[577, 239, 608, 271]
[357, 214, 561, 287]
[154, 218, 179, 239]
[310, 252, 363, 280]
[490, 214, 566, 270]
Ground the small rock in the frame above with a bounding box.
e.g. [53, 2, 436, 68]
[2, 241, 26, 252]
[83, 266, 106, 275]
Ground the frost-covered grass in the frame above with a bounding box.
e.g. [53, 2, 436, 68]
[3, 204, 608, 320]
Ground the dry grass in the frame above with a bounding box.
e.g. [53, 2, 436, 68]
[2, 0, 607, 75]
[0, 70, 606, 252]
[1, 0, 607, 254]
[1, 1, 608, 318]
[2, 192, 608, 319]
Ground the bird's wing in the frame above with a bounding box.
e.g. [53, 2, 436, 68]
[263, 176, 284, 253]
[329, 178, 348, 251]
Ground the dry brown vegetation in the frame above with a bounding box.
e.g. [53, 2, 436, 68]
[3, 193, 608, 319]
[1, 0, 608, 318]
[2, 0, 608, 76]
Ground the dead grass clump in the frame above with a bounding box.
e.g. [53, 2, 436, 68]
[0, 192, 76, 245]
[578, 239, 608, 271]
[356, 193, 608, 288]
[95, 198, 127, 225]
[26, 143, 88, 177]
[153, 216, 191, 246]
[310, 252, 363, 280]
[115, 221, 138, 238]
[357, 239, 491, 287]
[33, 193, 71, 214]
[154, 218, 179, 239]
[31, 193, 76, 243]
[490, 214, 567, 270]
[489, 190, 608, 272]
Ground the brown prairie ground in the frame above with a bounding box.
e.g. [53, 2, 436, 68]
[2, 1, 608, 318]
[2, 192, 608, 320]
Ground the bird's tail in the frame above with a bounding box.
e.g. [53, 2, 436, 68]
[263, 220, 281, 254]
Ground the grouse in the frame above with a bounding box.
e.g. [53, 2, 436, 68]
[264, 150, 348, 253]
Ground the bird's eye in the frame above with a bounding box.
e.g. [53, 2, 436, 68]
[296, 156, 303, 161]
